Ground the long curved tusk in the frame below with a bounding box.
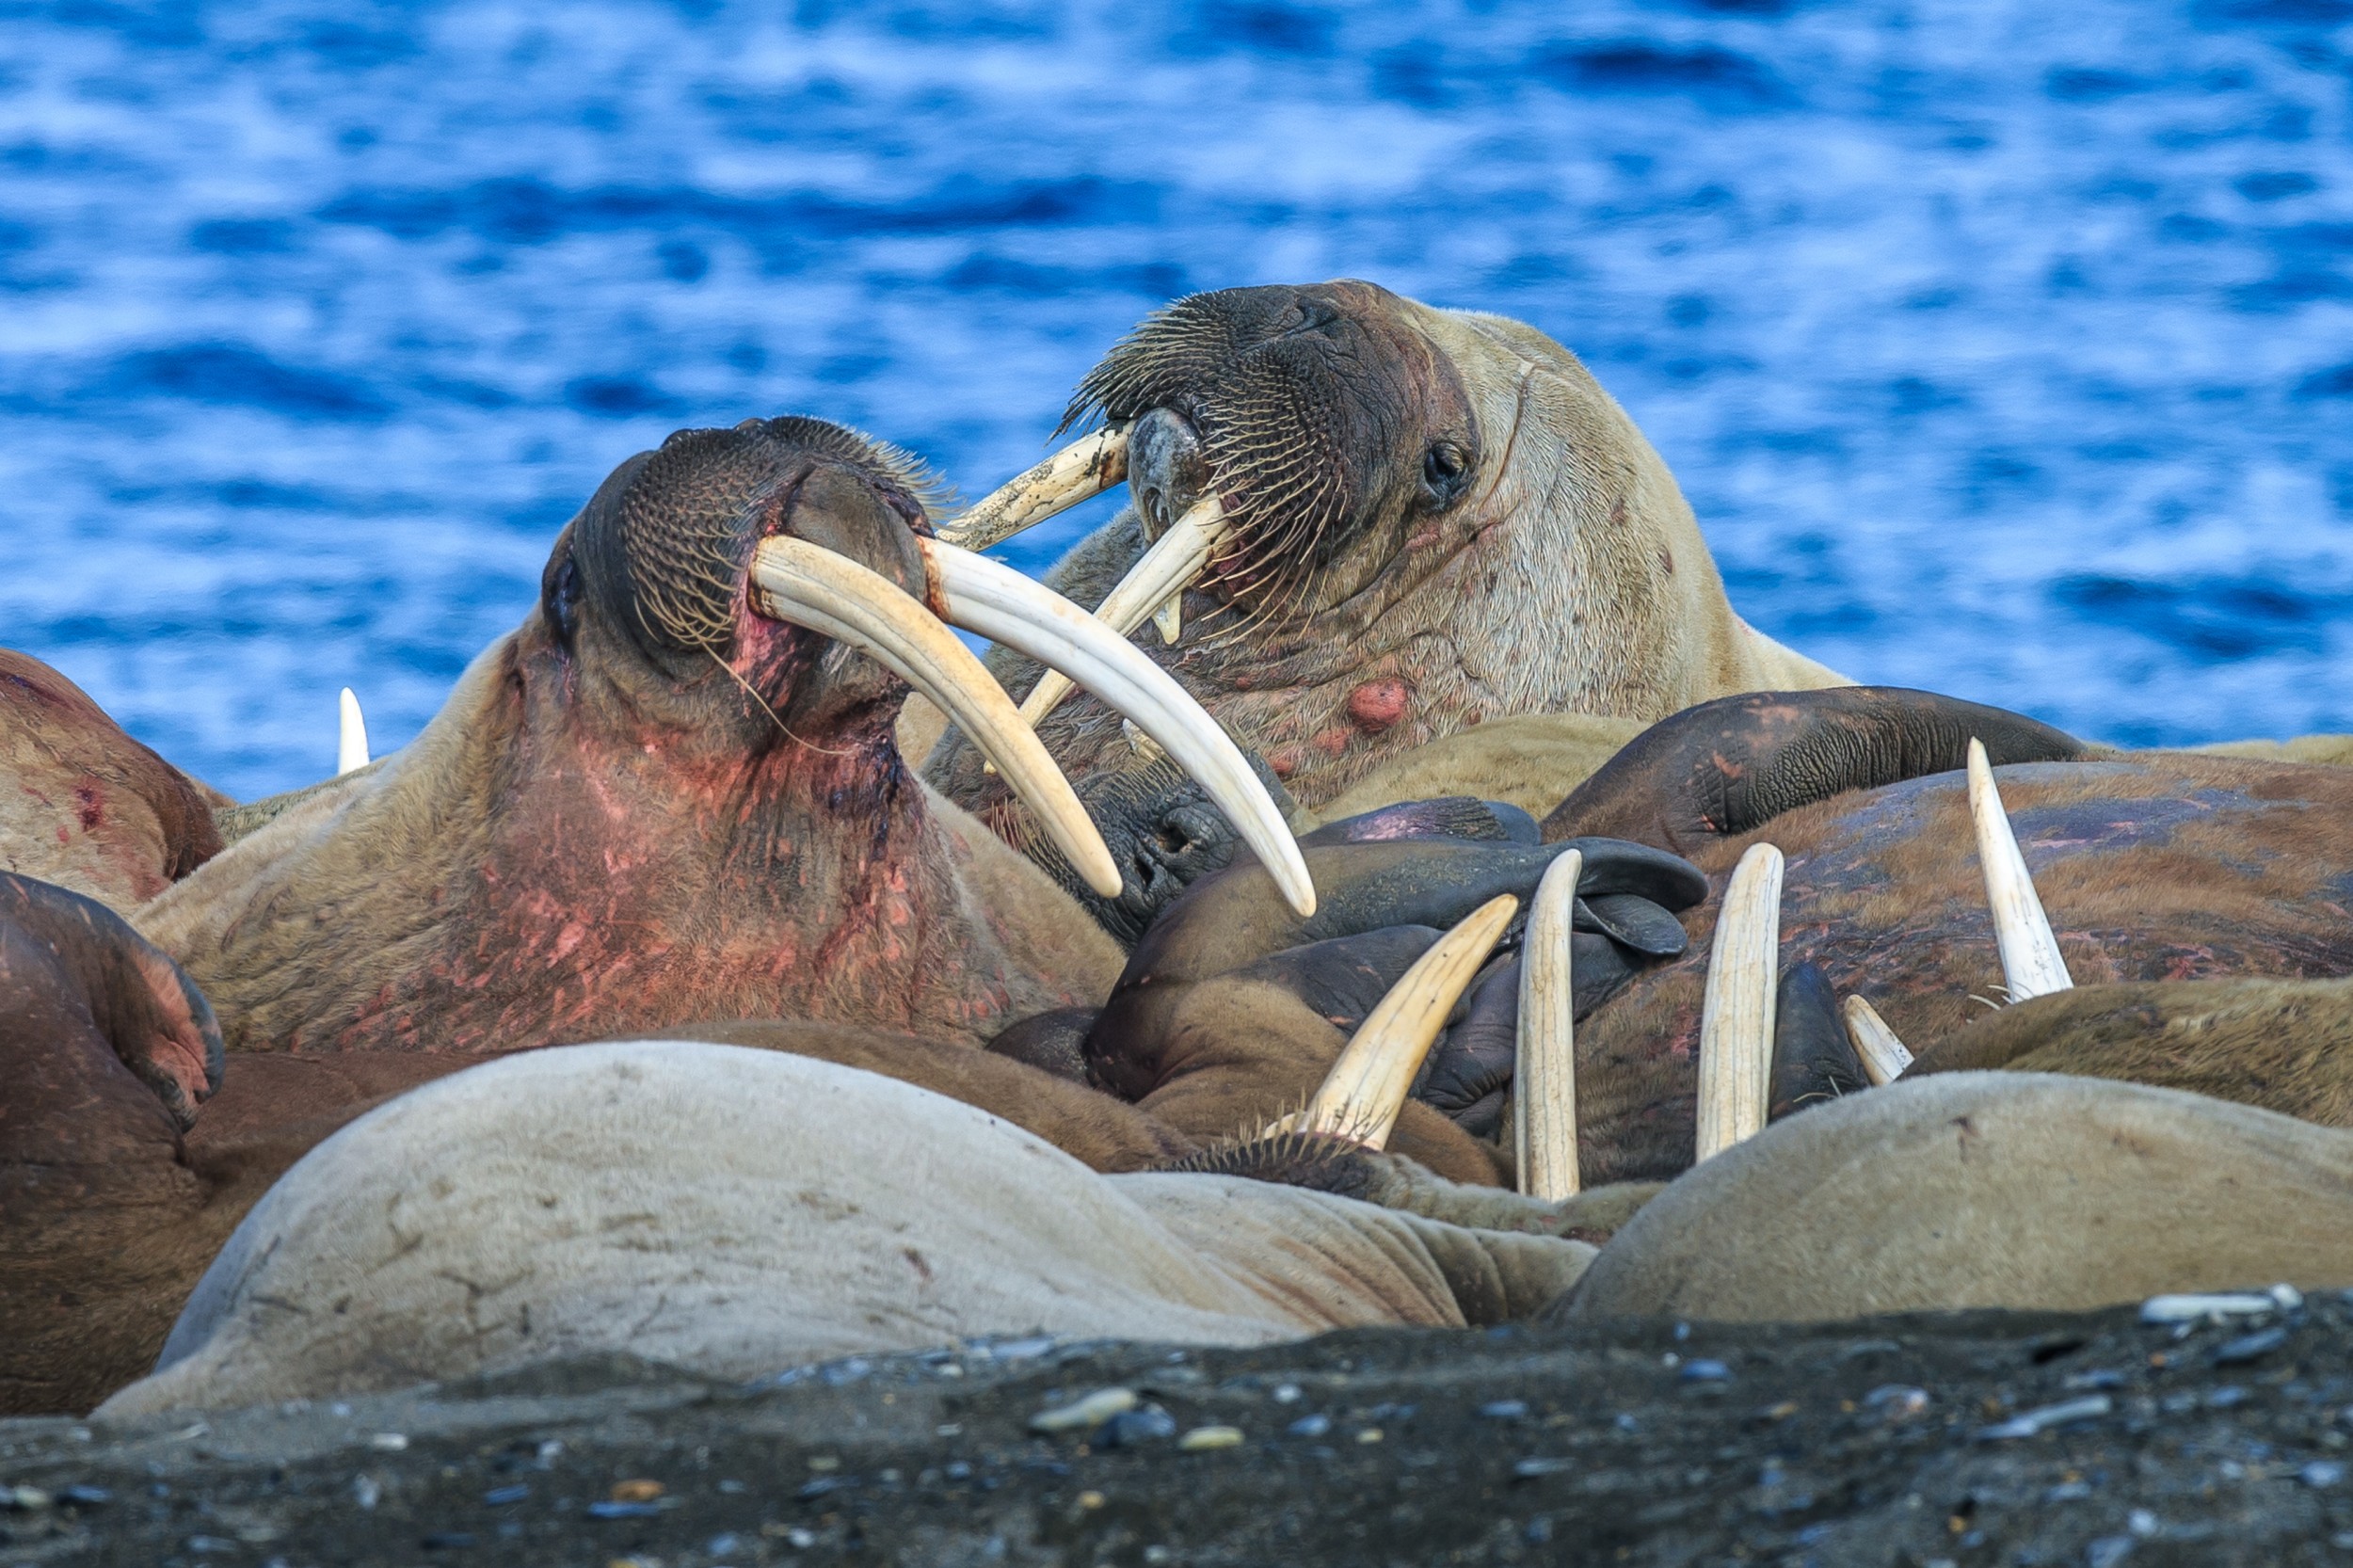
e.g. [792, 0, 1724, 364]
[1019, 495, 1231, 728]
[1840, 995, 1913, 1087]
[1515, 850, 1582, 1200]
[337, 687, 370, 776]
[1966, 737, 2073, 1001]
[936, 425, 1130, 552]
[1696, 841, 1783, 1162]
[748, 536, 1122, 899]
[923, 536, 1315, 919]
[1299, 894, 1518, 1150]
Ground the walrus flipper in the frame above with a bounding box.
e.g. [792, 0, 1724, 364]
[1542, 686, 2088, 854]
[1767, 962, 1868, 1123]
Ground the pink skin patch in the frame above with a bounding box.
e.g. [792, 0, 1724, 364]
[1346, 679, 1411, 734]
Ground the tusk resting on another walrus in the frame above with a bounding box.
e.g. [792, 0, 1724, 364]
[748, 536, 1124, 899]
[1840, 995, 1913, 1086]
[936, 425, 1131, 552]
[1295, 894, 1518, 1150]
[922, 536, 1315, 918]
[1019, 495, 1233, 728]
[1515, 850, 1583, 1200]
[1696, 842, 1783, 1162]
[1966, 737, 2073, 1001]
[337, 687, 369, 776]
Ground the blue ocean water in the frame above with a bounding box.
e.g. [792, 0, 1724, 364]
[2, 0, 2348, 800]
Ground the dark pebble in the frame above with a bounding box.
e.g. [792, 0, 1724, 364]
[2212, 1327, 2289, 1366]
[1096, 1405, 1178, 1448]
[422, 1531, 477, 1549]
[186, 1537, 240, 1555]
[57, 1485, 110, 1506]
[1479, 1400, 1529, 1421]
[798, 1475, 849, 1500]
[483, 1484, 530, 1506]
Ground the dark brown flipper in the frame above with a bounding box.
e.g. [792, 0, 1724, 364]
[1, 874, 231, 1416]
[1768, 963, 1868, 1122]
[1542, 686, 2088, 855]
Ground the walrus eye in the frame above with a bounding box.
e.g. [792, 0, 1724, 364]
[548, 555, 584, 646]
[1422, 441, 1471, 507]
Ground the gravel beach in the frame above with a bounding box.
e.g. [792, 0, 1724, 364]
[8, 1294, 2352, 1565]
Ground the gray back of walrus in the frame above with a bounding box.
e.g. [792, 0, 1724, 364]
[1562, 1072, 2353, 1323]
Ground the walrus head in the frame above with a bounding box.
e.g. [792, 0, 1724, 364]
[142, 416, 1309, 1057]
[929, 281, 1849, 819]
[552, 417, 940, 749]
[1067, 280, 1481, 622]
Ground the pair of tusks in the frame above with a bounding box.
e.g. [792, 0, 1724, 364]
[1690, 737, 2075, 1159]
[746, 534, 1315, 918]
[937, 424, 1235, 731]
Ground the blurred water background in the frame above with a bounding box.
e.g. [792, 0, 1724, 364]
[2, 0, 2349, 799]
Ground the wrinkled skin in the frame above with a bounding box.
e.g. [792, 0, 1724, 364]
[0, 651, 226, 911]
[929, 280, 1847, 832]
[1541, 690, 2353, 1185]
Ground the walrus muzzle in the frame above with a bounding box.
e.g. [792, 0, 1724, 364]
[571, 416, 1313, 914]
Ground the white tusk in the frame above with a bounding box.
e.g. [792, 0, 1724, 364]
[1299, 894, 1518, 1149]
[1966, 737, 2073, 1002]
[1696, 842, 1783, 1162]
[922, 537, 1315, 919]
[337, 687, 369, 776]
[1840, 995, 1913, 1087]
[1152, 592, 1183, 646]
[1019, 495, 1231, 728]
[748, 536, 1122, 899]
[936, 425, 1130, 552]
[1515, 850, 1582, 1200]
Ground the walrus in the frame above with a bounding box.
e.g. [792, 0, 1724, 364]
[94, 1042, 1609, 1416]
[1509, 687, 2353, 1186]
[921, 280, 1849, 839]
[3, 414, 1706, 1411]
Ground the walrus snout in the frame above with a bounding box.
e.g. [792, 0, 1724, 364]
[1126, 407, 1209, 541]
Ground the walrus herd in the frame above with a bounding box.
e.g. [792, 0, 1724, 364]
[8, 281, 2353, 1425]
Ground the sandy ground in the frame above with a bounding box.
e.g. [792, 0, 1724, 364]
[6, 1296, 2352, 1566]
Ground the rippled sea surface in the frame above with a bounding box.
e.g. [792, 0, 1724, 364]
[4, 0, 2350, 798]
